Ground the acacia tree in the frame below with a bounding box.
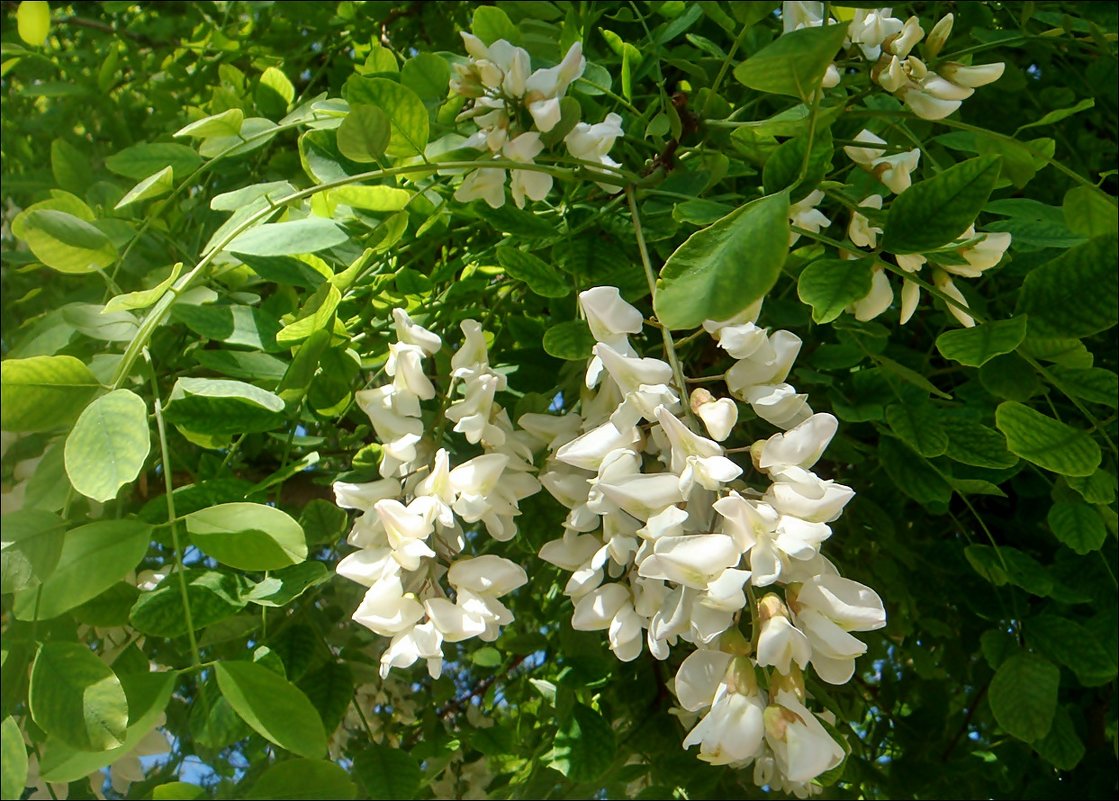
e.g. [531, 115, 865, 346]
[1, 2, 1116, 799]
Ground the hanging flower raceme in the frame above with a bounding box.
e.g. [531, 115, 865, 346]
[527, 287, 885, 792]
[336, 312, 540, 680]
[450, 34, 624, 208]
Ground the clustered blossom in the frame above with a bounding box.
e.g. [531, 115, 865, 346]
[838, 132, 1013, 326]
[780, 4, 1004, 122]
[335, 310, 541, 679]
[529, 288, 886, 793]
[450, 34, 623, 207]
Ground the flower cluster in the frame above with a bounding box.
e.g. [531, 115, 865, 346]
[450, 34, 623, 207]
[529, 287, 885, 791]
[839, 132, 1013, 326]
[870, 12, 1005, 120]
[334, 310, 540, 679]
[780, 4, 1004, 121]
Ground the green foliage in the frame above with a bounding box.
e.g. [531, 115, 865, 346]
[1, 2, 1115, 799]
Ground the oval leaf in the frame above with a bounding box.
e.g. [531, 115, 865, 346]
[1, 716, 28, 801]
[15, 209, 117, 274]
[995, 401, 1101, 477]
[342, 77, 429, 158]
[988, 652, 1059, 743]
[654, 192, 790, 330]
[185, 502, 307, 570]
[353, 743, 421, 800]
[336, 104, 391, 163]
[164, 377, 285, 436]
[798, 257, 875, 324]
[733, 23, 849, 100]
[1017, 233, 1118, 339]
[543, 320, 595, 360]
[215, 660, 327, 759]
[0, 355, 100, 433]
[30, 642, 129, 751]
[227, 218, 347, 257]
[247, 759, 357, 800]
[65, 389, 151, 502]
[12, 520, 151, 621]
[935, 316, 1028, 366]
[883, 156, 1001, 254]
[1047, 501, 1107, 555]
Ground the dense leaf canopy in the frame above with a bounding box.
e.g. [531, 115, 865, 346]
[1, 2, 1116, 799]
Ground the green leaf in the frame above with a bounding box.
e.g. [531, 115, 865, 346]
[762, 128, 834, 200]
[171, 303, 282, 352]
[882, 156, 1002, 254]
[401, 53, 451, 106]
[1, 509, 65, 594]
[298, 661, 353, 734]
[1, 716, 28, 801]
[329, 185, 411, 211]
[104, 262, 182, 313]
[39, 671, 175, 782]
[886, 404, 948, 458]
[1047, 367, 1118, 408]
[1034, 706, 1085, 771]
[940, 416, 1018, 469]
[12, 520, 151, 621]
[336, 104, 391, 163]
[17, 0, 51, 46]
[51, 139, 93, 193]
[988, 652, 1059, 742]
[980, 353, 1041, 401]
[256, 66, 295, 118]
[175, 108, 245, 139]
[16, 209, 118, 274]
[654, 192, 790, 330]
[247, 759, 357, 800]
[1028, 615, 1117, 687]
[471, 646, 502, 667]
[61, 303, 138, 342]
[216, 661, 326, 758]
[165, 378, 285, 436]
[1065, 469, 1116, 505]
[996, 401, 1101, 477]
[0, 355, 99, 432]
[153, 783, 205, 800]
[935, 316, 1028, 366]
[733, 23, 849, 100]
[550, 703, 616, 782]
[1047, 502, 1107, 555]
[797, 257, 875, 324]
[472, 5, 520, 44]
[30, 642, 128, 751]
[497, 244, 570, 298]
[1017, 97, 1095, 133]
[227, 218, 348, 257]
[878, 438, 952, 507]
[1017, 233, 1118, 338]
[64, 389, 150, 502]
[115, 166, 174, 209]
[277, 283, 342, 345]
[244, 561, 330, 607]
[353, 743, 422, 800]
[342, 77, 429, 158]
[130, 569, 250, 637]
[543, 320, 595, 360]
[71, 582, 140, 627]
[104, 143, 202, 180]
[1062, 186, 1118, 238]
[186, 502, 307, 570]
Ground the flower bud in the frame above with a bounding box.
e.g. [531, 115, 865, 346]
[924, 13, 954, 58]
[939, 61, 1006, 88]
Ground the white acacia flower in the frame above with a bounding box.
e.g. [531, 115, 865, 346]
[690, 389, 738, 442]
[886, 15, 924, 58]
[789, 574, 886, 684]
[764, 689, 846, 783]
[848, 8, 904, 60]
[848, 194, 883, 249]
[381, 620, 444, 679]
[789, 190, 832, 245]
[844, 130, 921, 194]
[524, 42, 586, 131]
[940, 61, 1005, 87]
[675, 651, 766, 766]
[565, 113, 625, 191]
[353, 574, 425, 636]
[934, 270, 976, 327]
[571, 582, 644, 661]
[392, 308, 442, 355]
[455, 167, 507, 208]
[637, 534, 742, 590]
[756, 594, 812, 675]
[714, 492, 831, 586]
[849, 267, 894, 322]
[756, 413, 839, 473]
